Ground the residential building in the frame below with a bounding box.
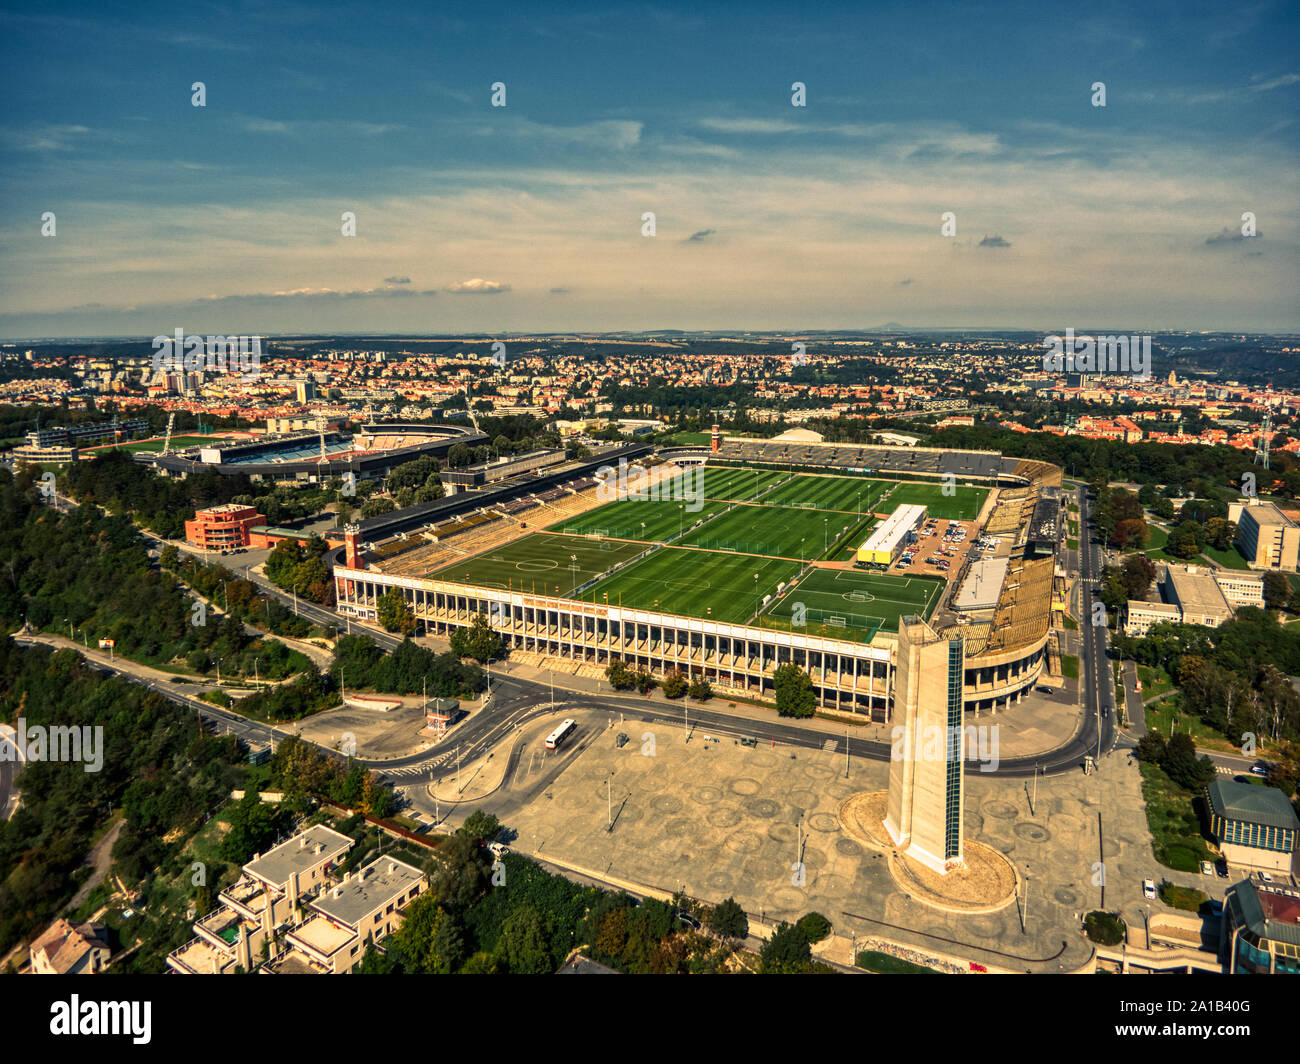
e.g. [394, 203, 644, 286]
[267, 856, 427, 974]
[167, 824, 352, 975]
[28, 919, 111, 974]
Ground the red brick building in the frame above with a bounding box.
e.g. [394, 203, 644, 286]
[184, 504, 266, 553]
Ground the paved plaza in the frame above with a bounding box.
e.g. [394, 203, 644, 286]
[506, 718, 1180, 973]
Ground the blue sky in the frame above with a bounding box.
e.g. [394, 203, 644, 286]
[1, 0, 1297, 338]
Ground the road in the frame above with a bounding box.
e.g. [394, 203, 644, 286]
[1071, 482, 1121, 769]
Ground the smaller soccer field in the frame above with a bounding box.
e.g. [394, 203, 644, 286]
[879, 481, 988, 521]
[698, 466, 788, 501]
[547, 497, 728, 541]
[759, 475, 896, 514]
[759, 567, 944, 643]
[582, 547, 802, 623]
[681, 502, 863, 560]
[427, 532, 647, 596]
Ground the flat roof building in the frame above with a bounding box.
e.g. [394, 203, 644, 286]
[1237, 502, 1300, 572]
[857, 504, 927, 567]
[1124, 600, 1181, 637]
[1167, 566, 1232, 628]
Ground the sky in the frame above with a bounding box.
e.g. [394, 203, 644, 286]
[0, 0, 1297, 339]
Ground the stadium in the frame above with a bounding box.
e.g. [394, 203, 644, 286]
[136, 422, 487, 483]
[332, 431, 1067, 721]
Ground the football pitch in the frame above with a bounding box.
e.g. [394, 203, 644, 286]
[879, 481, 988, 521]
[680, 503, 867, 560]
[547, 498, 729, 541]
[759, 567, 944, 642]
[759, 474, 895, 513]
[427, 533, 647, 595]
[580, 548, 802, 623]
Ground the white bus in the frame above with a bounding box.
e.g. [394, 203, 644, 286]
[545, 719, 577, 750]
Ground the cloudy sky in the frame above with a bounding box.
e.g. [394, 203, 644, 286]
[1, 1, 1297, 338]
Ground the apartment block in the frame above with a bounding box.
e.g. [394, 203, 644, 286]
[267, 856, 427, 974]
[184, 503, 266, 553]
[167, 824, 352, 975]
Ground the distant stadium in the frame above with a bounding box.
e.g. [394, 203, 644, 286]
[334, 433, 1064, 721]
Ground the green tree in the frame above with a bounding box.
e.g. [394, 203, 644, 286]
[1161, 732, 1216, 791]
[687, 676, 712, 700]
[661, 669, 687, 698]
[1263, 571, 1290, 611]
[458, 810, 500, 844]
[377, 589, 417, 635]
[498, 905, 551, 974]
[606, 659, 634, 690]
[449, 612, 502, 663]
[708, 897, 749, 939]
[759, 920, 812, 974]
[795, 911, 832, 943]
[774, 663, 816, 718]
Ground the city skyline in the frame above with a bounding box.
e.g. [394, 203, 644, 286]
[1, 0, 1298, 338]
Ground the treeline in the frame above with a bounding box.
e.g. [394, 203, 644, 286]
[268, 735, 397, 820]
[162, 546, 318, 643]
[264, 535, 335, 605]
[1115, 609, 1300, 782]
[0, 469, 298, 681]
[0, 640, 247, 955]
[61, 449, 257, 537]
[332, 634, 483, 699]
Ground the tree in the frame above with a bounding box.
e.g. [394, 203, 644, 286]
[449, 612, 502, 663]
[795, 911, 832, 943]
[1120, 554, 1157, 601]
[377, 589, 417, 635]
[498, 905, 551, 974]
[1263, 571, 1290, 612]
[458, 809, 500, 844]
[1134, 730, 1166, 764]
[759, 920, 812, 973]
[687, 676, 712, 700]
[774, 663, 816, 718]
[708, 897, 748, 939]
[1161, 732, 1216, 791]
[634, 668, 655, 694]
[1167, 520, 1204, 560]
[661, 669, 687, 698]
[1110, 518, 1149, 551]
[606, 659, 634, 690]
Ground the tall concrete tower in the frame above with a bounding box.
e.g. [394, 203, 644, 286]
[883, 616, 966, 874]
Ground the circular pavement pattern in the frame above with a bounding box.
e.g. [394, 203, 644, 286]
[983, 800, 1019, 820]
[651, 794, 683, 815]
[803, 761, 836, 780]
[706, 871, 734, 892]
[808, 812, 840, 833]
[693, 786, 723, 804]
[771, 887, 808, 913]
[708, 806, 742, 829]
[730, 777, 761, 796]
[769, 823, 796, 843]
[724, 831, 763, 856]
[835, 837, 863, 857]
[744, 797, 779, 818]
[1014, 822, 1051, 843]
[1055, 888, 1080, 907]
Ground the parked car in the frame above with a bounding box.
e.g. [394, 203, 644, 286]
[1200, 861, 1215, 876]
[1257, 870, 1273, 884]
[487, 842, 509, 858]
[1142, 878, 1157, 899]
[1250, 762, 1269, 777]
[1216, 859, 1229, 879]
[676, 911, 701, 930]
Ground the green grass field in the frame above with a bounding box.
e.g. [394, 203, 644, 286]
[680, 502, 862, 560]
[583, 548, 801, 622]
[759, 567, 943, 641]
[547, 497, 728, 541]
[697, 466, 789, 501]
[759, 474, 895, 514]
[428, 532, 647, 595]
[877, 481, 987, 521]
